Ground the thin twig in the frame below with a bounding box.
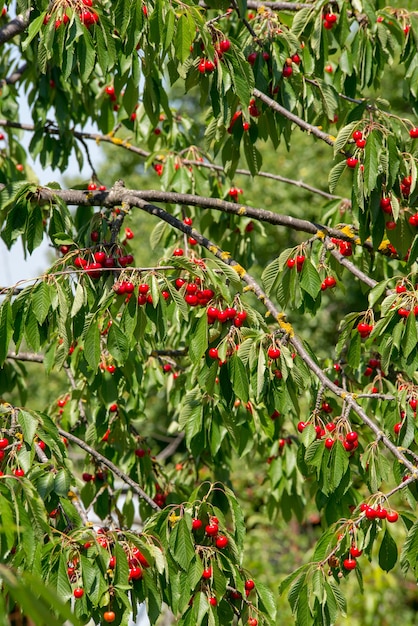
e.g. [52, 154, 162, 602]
[57, 428, 161, 511]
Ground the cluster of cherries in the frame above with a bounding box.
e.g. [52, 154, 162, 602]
[323, 12, 338, 30]
[43, 0, 98, 29]
[320, 275, 337, 291]
[71, 534, 151, 621]
[0, 434, 47, 477]
[330, 236, 353, 257]
[286, 254, 306, 271]
[70, 227, 135, 279]
[357, 321, 374, 338]
[298, 421, 360, 452]
[191, 516, 258, 622]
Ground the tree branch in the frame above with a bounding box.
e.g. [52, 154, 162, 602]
[0, 118, 341, 201]
[0, 13, 30, 45]
[57, 428, 161, 511]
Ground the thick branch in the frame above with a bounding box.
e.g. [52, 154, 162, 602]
[0, 13, 29, 44]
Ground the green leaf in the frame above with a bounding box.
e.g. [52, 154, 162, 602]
[175, 14, 195, 64]
[379, 528, 398, 572]
[328, 160, 347, 194]
[84, 320, 101, 371]
[400, 520, 418, 575]
[189, 313, 208, 364]
[363, 130, 380, 193]
[299, 261, 321, 299]
[333, 122, 358, 156]
[169, 517, 195, 571]
[18, 409, 39, 443]
[107, 323, 130, 363]
[32, 282, 51, 325]
[0, 300, 13, 365]
[229, 353, 249, 403]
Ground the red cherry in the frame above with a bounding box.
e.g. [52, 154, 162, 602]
[291, 53, 301, 65]
[209, 597, 217, 606]
[172, 248, 184, 256]
[192, 518, 203, 531]
[215, 536, 228, 548]
[129, 567, 143, 580]
[324, 438, 335, 449]
[410, 128, 418, 138]
[73, 587, 84, 598]
[219, 39, 231, 53]
[109, 556, 116, 569]
[13, 468, 25, 477]
[380, 197, 392, 213]
[297, 421, 307, 433]
[247, 52, 257, 65]
[343, 558, 357, 570]
[208, 348, 219, 359]
[82, 472, 94, 482]
[365, 507, 377, 520]
[394, 422, 403, 435]
[324, 13, 337, 23]
[287, 258, 296, 268]
[248, 619, 258, 626]
[103, 611, 116, 623]
[386, 510, 399, 523]
[409, 398, 417, 410]
[245, 579, 255, 591]
[376, 507, 387, 519]
[282, 65, 293, 77]
[352, 130, 363, 141]
[346, 431, 358, 443]
[346, 157, 358, 168]
[325, 276, 337, 288]
[267, 347, 281, 359]
[202, 567, 212, 579]
[356, 138, 367, 149]
[205, 59, 215, 72]
[350, 546, 362, 557]
[205, 523, 219, 537]
[94, 251, 106, 264]
[0, 438, 9, 449]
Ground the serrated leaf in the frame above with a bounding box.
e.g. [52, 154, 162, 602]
[32, 282, 51, 324]
[229, 354, 249, 403]
[169, 517, 195, 571]
[328, 160, 347, 194]
[333, 122, 358, 156]
[189, 313, 208, 364]
[107, 323, 130, 363]
[299, 261, 321, 299]
[84, 320, 101, 371]
[363, 130, 380, 193]
[175, 14, 194, 64]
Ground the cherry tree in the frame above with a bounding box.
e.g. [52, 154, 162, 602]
[1, 1, 418, 625]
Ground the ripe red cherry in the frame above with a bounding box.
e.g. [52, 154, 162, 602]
[267, 347, 281, 359]
[205, 523, 219, 537]
[324, 438, 335, 449]
[352, 130, 363, 141]
[410, 398, 417, 410]
[82, 472, 94, 482]
[13, 468, 25, 477]
[376, 506, 387, 519]
[287, 258, 296, 268]
[192, 518, 202, 531]
[202, 567, 212, 579]
[208, 348, 219, 359]
[365, 506, 377, 520]
[350, 546, 362, 558]
[129, 567, 143, 580]
[346, 431, 358, 443]
[73, 587, 84, 598]
[324, 13, 337, 23]
[297, 421, 307, 433]
[109, 556, 116, 569]
[282, 65, 293, 77]
[356, 139, 366, 149]
[343, 558, 357, 570]
[215, 536, 228, 548]
[410, 128, 418, 138]
[94, 251, 106, 264]
[0, 437, 9, 449]
[247, 52, 257, 66]
[346, 157, 358, 168]
[173, 248, 184, 256]
[325, 276, 337, 288]
[291, 53, 301, 65]
[219, 39, 231, 53]
[380, 197, 392, 212]
[209, 597, 217, 606]
[205, 59, 215, 72]
[245, 579, 255, 591]
[248, 619, 258, 626]
[386, 510, 399, 523]
[103, 611, 116, 623]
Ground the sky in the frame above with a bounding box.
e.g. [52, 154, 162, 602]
[0, 96, 102, 289]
